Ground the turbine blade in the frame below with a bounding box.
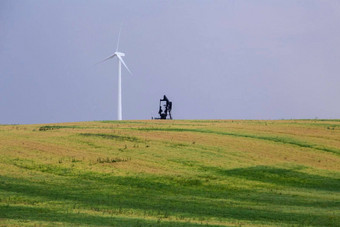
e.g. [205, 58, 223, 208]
[117, 55, 132, 75]
[95, 54, 116, 65]
[116, 26, 122, 51]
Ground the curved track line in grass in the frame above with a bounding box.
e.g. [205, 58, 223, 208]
[199, 165, 340, 192]
[136, 128, 340, 156]
[0, 205, 211, 227]
[79, 133, 141, 142]
[38, 125, 89, 131]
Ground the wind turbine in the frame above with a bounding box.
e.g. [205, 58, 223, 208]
[97, 30, 132, 120]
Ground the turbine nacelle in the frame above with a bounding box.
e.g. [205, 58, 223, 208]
[114, 52, 125, 57]
[96, 52, 131, 75]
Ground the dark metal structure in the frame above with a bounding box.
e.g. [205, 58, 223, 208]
[155, 95, 172, 120]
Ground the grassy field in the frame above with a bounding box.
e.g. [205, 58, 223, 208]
[0, 119, 339, 226]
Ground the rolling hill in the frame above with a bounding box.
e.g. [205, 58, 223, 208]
[0, 120, 339, 226]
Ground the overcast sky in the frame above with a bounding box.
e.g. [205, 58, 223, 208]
[1, 0, 339, 124]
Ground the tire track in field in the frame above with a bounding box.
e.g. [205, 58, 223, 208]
[136, 128, 340, 156]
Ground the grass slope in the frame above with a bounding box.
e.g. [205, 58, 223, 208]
[0, 120, 339, 226]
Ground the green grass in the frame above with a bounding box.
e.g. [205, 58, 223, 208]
[0, 119, 339, 226]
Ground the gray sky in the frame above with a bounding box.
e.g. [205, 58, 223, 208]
[1, 0, 339, 124]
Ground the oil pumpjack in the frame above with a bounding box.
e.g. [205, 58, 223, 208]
[154, 95, 172, 120]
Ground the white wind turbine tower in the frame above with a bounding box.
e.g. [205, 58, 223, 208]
[97, 30, 132, 120]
